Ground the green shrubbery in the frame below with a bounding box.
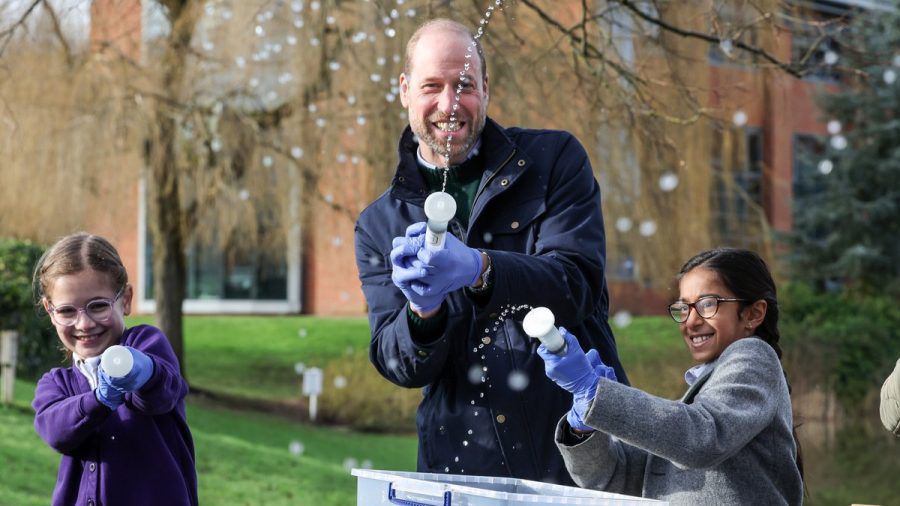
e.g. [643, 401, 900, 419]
[781, 283, 900, 409]
[0, 238, 60, 380]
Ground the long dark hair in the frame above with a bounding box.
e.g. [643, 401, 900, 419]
[678, 248, 804, 482]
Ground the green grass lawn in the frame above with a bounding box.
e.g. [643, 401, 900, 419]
[1, 378, 416, 506]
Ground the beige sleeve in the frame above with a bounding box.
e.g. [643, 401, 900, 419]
[880, 358, 900, 436]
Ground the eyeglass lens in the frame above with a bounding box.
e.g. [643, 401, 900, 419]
[669, 297, 719, 323]
[53, 300, 114, 325]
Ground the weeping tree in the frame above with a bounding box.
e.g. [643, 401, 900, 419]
[0, 0, 849, 372]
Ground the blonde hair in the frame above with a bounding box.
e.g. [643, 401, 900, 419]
[33, 232, 128, 302]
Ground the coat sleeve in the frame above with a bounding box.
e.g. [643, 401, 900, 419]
[355, 220, 459, 388]
[33, 371, 112, 454]
[584, 338, 783, 469]
[555, 416, 648, 496]
[123, 326, 189, 415]
[485, 133, 607, 326]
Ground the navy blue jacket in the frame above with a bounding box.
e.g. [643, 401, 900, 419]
[354, 118, 627, 484]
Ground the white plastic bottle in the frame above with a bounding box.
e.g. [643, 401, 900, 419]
[522, 307, 567, 354]
[423, 192, 457, 251]
[101, 345, 133, 378]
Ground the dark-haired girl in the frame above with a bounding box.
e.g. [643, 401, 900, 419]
[538, 248, 803, 505]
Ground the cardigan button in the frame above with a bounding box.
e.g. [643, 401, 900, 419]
[89, 463, 96, 472]
[517, 159, 526, 167]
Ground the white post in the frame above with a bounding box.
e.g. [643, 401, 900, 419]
[302, 367, 323, 422]
[1, 330, 18, 405]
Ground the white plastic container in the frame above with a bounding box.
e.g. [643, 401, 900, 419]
[352, 469, 667, 505]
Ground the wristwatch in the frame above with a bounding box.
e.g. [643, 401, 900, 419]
[469, 251, 493, 293]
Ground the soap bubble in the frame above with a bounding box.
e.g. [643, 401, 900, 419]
[613, 310, 633, 328]
[826, 120, 841, 135]
[467, 364, 483, 384]
[639, 220, 657, 237]
[289, 441, 305, 456]
[732, 110, 747, 126]
[615, 217, 633, 233]
[507, 370, 529, 391]
[658, 172, 679, 192]
[830, 135, 847, 151]
[817, 159, 834, 175]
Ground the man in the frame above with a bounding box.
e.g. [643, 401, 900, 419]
[354, 18, 628, 484]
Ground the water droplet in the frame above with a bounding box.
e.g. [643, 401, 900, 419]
[824, 51, 838, 65]
[310, 37, 320, 47]
[386, 357, 400, 369]
[639, 220, 657, 237]
[444, 467, 450, 472]
[316, 118, 327, 128]
[326, 15, 336, 25]
[615, 217, 632, 232]
[818, 159, 834, 175]
[658, 172, 679, 192]
[467, 365, 482, 384]
[324, 193, 334, 203]
[262, 155, 274, 168]
[294, 18, 304, 29]
[291, 146, 304, 159]
[239, 189, 250, 201]
[732, 110, 747, 127]
[507, 371, 529, 391]
[467, 429, 473, 435]
[827, 120, 842, 135]
[291, 1, 303, 13]
[294, 362, 306, 374]
[884, 69, 897, 85]
[463, 440, 469, 446]
[289, 440, 305, 456]
[329, 61, 341, 71]
[376, 56, 386, 66]
[343, 457, 358, 471]
[249, 77, 259, 88]
[483, 232, 494, 243]
[370, 73, 382, 83]
[613, 310, 633, 328]
[361, 459, 373, 469]
[334, 376, 348, 389]
[235, 56, 246, 68]
[310, 0, 320, 10]
[221, 8, 232, 20]
[454, 456, 459, 462]
[357, 115, 367, 126]
[385, 28, 397, 38]
[406, 8, 417, 17]
[255, 25, 265, 37]
[210, 138, 223, 152]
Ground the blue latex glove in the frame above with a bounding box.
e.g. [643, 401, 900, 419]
[414, 226, 482, 296]
[105, 347, 155, 392]
[390, 223, 445, 312]
[95, 369, 125, 410]
[538, 327, 616, 432]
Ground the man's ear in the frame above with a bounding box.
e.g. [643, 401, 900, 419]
[743, 299, 767, 332]
[399, 72, 410, 108]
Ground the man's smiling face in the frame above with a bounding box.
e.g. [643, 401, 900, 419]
[399, 27, 489, 166]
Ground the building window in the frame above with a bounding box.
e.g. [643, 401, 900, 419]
[711, 128, 765, 248]
[787, 0, 855, 82]
[707, 3, 761, 67]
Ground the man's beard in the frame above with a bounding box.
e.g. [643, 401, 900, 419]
[414, 109, 486, 165]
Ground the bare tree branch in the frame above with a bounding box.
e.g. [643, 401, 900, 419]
[40, 0, 74, 67]
[0, 0, 41, 58]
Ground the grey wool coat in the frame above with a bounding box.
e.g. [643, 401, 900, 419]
[556, 337, 803, 506]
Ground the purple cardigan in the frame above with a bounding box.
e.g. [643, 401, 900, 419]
[33, 325, 198, 506]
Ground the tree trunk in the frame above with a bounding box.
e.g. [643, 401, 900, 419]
[149, 116, 188, 378]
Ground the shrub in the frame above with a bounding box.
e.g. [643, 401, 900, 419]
[0, 238, 60, 380]
[781, 283, 900, 409]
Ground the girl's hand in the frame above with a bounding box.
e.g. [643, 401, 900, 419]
[105, 347, 155, 392]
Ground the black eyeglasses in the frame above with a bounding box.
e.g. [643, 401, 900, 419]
[47, 287, 125, 327]
[668, 296, 746, 323]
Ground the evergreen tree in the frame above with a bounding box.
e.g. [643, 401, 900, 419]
[791, 6, 900, 295]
